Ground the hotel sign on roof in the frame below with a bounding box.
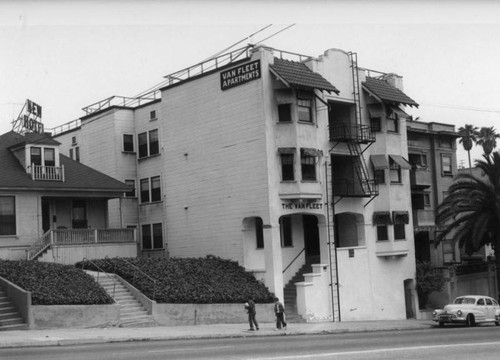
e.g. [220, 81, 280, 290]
[220, 60, 261, 91]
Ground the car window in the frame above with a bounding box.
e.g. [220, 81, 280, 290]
[454, 297, 464, 304]
[464, 297, 476, 304]
[477, 298, 485, 305]
[493, 300, 499, 306]
[486, 299, 493, 305]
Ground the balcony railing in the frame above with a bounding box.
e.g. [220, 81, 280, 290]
[329, 123, 375, 144]
[27, 228, 136, 260]
[29, 164, 65, 181]
[332, 178, 379, 197]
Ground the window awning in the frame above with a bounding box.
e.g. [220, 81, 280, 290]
[393, 211, 410, 225]
[370, 155, 389, 170]
[302, 148, 321, 157]
[373, 211, 393, 225]
[278, 147, 296, 154]
[389, 155, 412, 170]
[270, 58, 340, 94]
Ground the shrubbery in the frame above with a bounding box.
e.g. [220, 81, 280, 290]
[76, 255, 275, 304]
[0, 260, 113, 305]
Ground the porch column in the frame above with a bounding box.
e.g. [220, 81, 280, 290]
[263, 222, 283, 301]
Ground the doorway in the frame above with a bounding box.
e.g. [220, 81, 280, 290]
[42, 198, 51, 233]
[303, 215, 320, 264]
[72, 200, 88, 228]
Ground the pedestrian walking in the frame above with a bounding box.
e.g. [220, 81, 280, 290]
[246, 297, 259, 331]
[274, 297, 287, 330]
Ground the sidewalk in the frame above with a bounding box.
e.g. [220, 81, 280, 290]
[0, 320, 434, 349]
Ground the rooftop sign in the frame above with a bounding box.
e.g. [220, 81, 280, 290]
[12, 99, 44, 135]
[220, 60, 261, 91]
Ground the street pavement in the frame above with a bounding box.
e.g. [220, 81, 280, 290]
[0, 319, 434, 349]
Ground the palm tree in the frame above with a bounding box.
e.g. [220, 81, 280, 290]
[435, 152, 500, 298]
[457, 124, 478, 170]
[476, 126, 500, 156]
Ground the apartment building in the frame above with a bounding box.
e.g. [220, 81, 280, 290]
[52, 45, 420, 321]
[406, 120, 459, 266]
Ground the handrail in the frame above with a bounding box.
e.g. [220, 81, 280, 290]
[26, 230, 52, 260]
[110, 257, 158, 300]
[283, 248, 306, 275]
[81, 257, 117, 299]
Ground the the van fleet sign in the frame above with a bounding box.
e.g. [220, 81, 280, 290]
[220, 60, 261, 90]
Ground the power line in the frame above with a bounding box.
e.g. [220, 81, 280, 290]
[421, 102, 500, 114]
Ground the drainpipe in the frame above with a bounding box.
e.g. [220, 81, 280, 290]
[325, 160, 340, 322]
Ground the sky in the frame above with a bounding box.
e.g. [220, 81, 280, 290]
[1, 0, 500, 167]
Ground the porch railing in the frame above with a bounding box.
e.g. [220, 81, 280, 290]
[27, 228, 136, 260]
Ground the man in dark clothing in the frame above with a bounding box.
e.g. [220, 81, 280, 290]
[274, 297, 287, 330]
[246, 298, 259, 331]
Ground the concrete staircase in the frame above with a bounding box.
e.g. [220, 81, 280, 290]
[89, 272, 156, 328]
[0, 287, 27, 331]
[283, 263, 313, 323]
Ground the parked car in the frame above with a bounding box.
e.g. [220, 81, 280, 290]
[433, 295, 500, 327]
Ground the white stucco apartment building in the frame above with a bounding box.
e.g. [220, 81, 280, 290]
[52, 45, 420, 322]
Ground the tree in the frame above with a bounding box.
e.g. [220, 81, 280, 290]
[416, 261, 445, 308]
[476, 126, 500, 156]
[458, 124, 478, 170]
[435, 152, 500, 298]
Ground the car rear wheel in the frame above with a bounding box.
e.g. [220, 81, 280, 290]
[466, 314, 475, 327]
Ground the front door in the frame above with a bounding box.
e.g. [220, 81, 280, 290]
[72, 200, 88, 229]
[42, 198, 51, 233]
[303, 215, 320, 263]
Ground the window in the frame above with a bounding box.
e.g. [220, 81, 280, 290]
[370, 117, 381, 132]
[123, 134, 134, 152]
[149, 129, 159, 156]
[140, 178, 150, 203]
[44, 148, 55, 167]
[374, 169, 385, 184]
[140, 176, 162, 203]
[424, 193, 431, 206]
[125, 180, 136, 198]
[408, 153, 428, 169]
[280, 216, 293, 247]
[0, 196, 15, 235]
[393, 211, 409, 240]
[69, 148, 73, 160]
[377, 225, 389, 241]
[150, 110, 157, 121]
[389, 157, 402, 183]
[280, 153, 295, 181]
[387, 112, 399, 133]
[138, 129, 159, 158]
[278, 104, 292, 122]
[138, 132, 148, 158]
[30, 147, 42, 166]
[71, 136, 77, 145]
[442, 155, 452, 176]
[151, 176, 161, 202]
[75, 147, 80, 162]
[255, 217, 264, 249]
[141, 223, 163, 250]
[301, 149, 317, 181]
[297, 92, 313, 123]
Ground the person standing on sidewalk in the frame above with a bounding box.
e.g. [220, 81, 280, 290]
[246, 297, 259, 331]
[274, 297, 287, 330]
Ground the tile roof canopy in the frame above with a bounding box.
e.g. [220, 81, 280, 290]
[0, 131, 129, 195]
[362, 77, 419, 107]
[270, 58, 340, 94]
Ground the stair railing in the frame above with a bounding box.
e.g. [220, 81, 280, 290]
[283, 248, 306, 275]
[111, 257, 158, 300]
[81, 257, 117, 298]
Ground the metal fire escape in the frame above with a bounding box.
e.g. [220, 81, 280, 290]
[331, 53, 378, 206]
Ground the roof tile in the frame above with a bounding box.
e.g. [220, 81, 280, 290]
[362, 77, 418, 107]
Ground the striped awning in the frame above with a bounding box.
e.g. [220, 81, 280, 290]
[389, 155, 412, 170]
[393, 211, 410, 225]
[370, 155, 389, 170]
[373, 211, 392, 225]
